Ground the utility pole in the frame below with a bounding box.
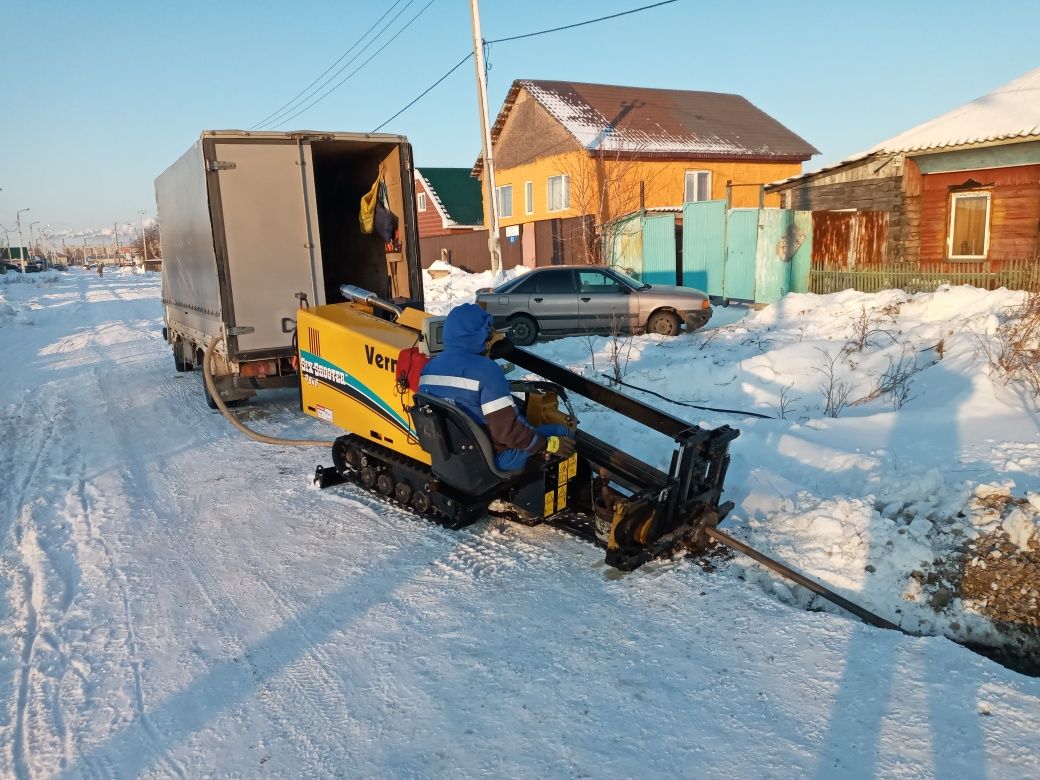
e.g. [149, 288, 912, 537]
[469, 0, 502, 275]
[29, 220, 39, 265]
[15, 208, 29, 271]
[138, 209, 148, 263]
[113, 222, 120, 264]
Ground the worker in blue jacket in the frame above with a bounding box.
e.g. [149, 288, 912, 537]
[419, 303, 575, 470]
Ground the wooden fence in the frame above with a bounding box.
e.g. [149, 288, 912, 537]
[809, 257, 1040, 295]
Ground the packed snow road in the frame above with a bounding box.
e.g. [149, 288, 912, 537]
[1, 269, 1039, 778]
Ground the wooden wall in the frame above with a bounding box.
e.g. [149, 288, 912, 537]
[916, 163, 1040, 267]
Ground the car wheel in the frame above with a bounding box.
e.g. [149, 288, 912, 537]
[647, 310, 681, 337]
[508, 314, 538, 346]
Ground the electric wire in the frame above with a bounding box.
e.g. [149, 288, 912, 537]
[250, 0, 408, 130]
[372, 52, 473, 132]
[266, 0, 437, 130]
[257, 0, 421, 129]
[486, 0, 678, 44]
[370, 0, 679, 131]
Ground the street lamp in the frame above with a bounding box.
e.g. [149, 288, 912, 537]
[15, 208, 29, 271]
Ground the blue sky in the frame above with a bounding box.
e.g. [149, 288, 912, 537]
[2, 0, 1039, 239]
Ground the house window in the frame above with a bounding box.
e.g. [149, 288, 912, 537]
[417, 192, 427, 211]
[547, 175, 569, 211]
[684, 170, 711, 202]
[525, 181, 534, 215]
[496, 185, 513, 218]
[947, 191, 991, 259]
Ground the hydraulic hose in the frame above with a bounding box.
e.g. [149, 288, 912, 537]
[203, 334, 335, 447]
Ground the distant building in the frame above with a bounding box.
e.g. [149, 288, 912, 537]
[766, 67, 1040, 268]
[414, 167, 484, 238]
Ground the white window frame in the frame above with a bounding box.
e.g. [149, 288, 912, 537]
[547, 174, 570, 212]
[684, 170, 712, 203]
[417, 192, 427, 211]
[525, 181, 534, 215]
[496, 184, 513, 218]
[947, 190, 991, 260]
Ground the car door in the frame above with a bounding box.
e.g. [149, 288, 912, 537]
[529, 269, 579, 333]
[576, 270, 637, 333]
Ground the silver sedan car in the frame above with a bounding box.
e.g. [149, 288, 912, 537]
[475, 265, 712, 346]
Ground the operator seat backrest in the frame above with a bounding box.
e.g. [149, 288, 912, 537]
[411, 392, 524, 496]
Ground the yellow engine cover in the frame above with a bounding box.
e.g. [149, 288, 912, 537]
[297, 303, 431, 465]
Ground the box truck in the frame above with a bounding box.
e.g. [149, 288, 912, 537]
[155, 130, 423, 407]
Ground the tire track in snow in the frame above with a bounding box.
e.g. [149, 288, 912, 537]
[88, 347, 357, 775]
[1, 394, 62, 780]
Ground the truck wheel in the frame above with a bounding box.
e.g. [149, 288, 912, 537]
[508, 314, 538, 346]
[647, 310, 681, 337]
[203, 377, 220, 409]
[173, 344, 188, 372]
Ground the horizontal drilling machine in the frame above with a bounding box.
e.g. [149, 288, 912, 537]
[302, 286, 737, 571]
[288, 286, 898, 632]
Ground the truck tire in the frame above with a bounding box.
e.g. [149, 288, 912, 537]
[173, 344, 189, 372]
[508, 314, 538, 347]
[647, 310, 681, 337]
[203, 376, 220, 409]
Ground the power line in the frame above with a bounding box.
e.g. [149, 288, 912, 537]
[267, 0, 437, 130]
[487, 0, 678, 44]
[250, 0, 408, 130]
[372, 52, 472, 132]
[258, 0, 421, 129]
[370, 0, 679, 132]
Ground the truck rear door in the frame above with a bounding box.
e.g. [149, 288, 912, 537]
[207, 139, 323, 355]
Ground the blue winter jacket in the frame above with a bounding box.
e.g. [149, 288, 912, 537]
[418, 303, 545, 457]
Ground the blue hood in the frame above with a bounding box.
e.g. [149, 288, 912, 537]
[442, 303, 493, 354]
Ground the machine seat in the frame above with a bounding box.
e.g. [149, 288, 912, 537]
[411, 392, 525, 496]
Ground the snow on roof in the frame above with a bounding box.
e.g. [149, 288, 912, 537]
[474, 80, 817, 175]
[767, 66, 1040, 190]
[870, 66, 1040, 154]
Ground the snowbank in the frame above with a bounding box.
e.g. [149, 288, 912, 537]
[422, 260, 528, 315]
[521, 282, 1039, 655]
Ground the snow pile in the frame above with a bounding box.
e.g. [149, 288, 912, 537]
[514, 282, 1040, 651]
[0, 268, 62, 285]
[422, 260, 528, 315]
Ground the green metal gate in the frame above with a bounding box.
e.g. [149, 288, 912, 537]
[724, 209, 759, 301]
[754, 209, 812, 303]
[641, 213, 677, 286]
[681, 200, 726, 295]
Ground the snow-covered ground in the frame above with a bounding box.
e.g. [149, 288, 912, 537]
[1, 267, 1039, 778]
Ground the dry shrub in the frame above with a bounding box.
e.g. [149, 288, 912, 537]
[991, 293, 1040, 395]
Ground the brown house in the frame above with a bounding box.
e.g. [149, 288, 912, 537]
[474, 79, 817, 266]
[766, 67, 1040, 269]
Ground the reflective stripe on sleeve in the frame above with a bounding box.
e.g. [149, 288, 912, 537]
[419, 375, 481, 391]
[480, 395, 515, 415]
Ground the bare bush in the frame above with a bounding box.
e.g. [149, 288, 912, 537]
[851, 345, 923, 410]
[843, 304, 898, 354]
[774, 384, 801, 420]
[989, 293, 1040, 396]
[814, 348, 854, 418]
[877, 348, 920, 410]
[606, 309, 635, 384]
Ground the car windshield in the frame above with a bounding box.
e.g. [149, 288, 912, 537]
[608, 267, 650, 290]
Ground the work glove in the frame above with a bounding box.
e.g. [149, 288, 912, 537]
[546, 435, 577, 458]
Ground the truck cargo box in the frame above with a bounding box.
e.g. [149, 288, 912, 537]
[155, 130, 423, 405]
